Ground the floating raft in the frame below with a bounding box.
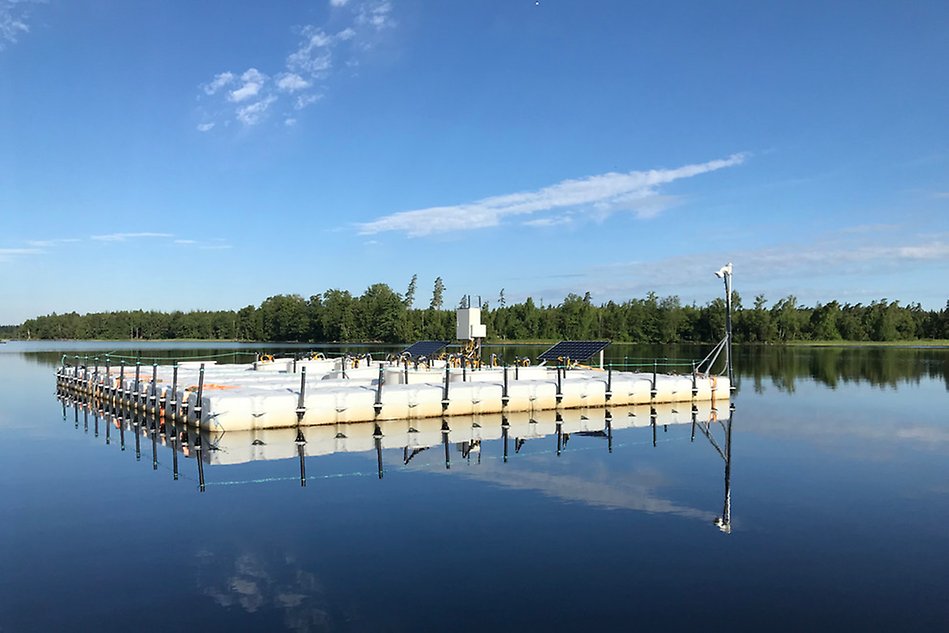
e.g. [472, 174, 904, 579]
[57, 357, 730, 432]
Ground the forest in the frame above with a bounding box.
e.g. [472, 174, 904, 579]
[9, 275, 949, 344]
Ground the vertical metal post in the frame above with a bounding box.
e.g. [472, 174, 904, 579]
[442, 365, 450, 410]
[556, 364, 562, 403]
[502, 365, 509, 406]
[651, 361, 658, 398]
[134, 362, 141, 411]
[118, 362, 126, 409]
[150, 363, 158, 415]
[724, 269, 734, 389]
[374, 364, 384, 414]
[171, 363, 179, 422]
[296, 366, 307, 417]
[606, 364, 612, 401]
[692, 361, 698, 397]
[194, 363, 205, 425]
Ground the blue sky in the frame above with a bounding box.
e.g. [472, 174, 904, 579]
[1, 0, 948, 324]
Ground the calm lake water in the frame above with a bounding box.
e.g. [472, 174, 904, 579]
[1, 341, 947, 631]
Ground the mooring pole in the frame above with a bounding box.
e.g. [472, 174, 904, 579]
[297, 367, 307, 418]
[170, 364, 179, 422]
[442, 365, 450, 410]
[374, 364, 384, 414]
[133, 362, 141, 412]
[606, 364, 612, 401]
[502, 365, 509, 406]
[150, 363, 158, 416]
[194, 363, 205, 425]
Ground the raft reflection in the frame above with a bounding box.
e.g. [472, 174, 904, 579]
[57, 397, 734, 531]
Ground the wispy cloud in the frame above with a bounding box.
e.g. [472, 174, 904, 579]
[0, 247, 42, 262]
[91, 232, 173, 242]
[25, 238, 80, 248]
[358, 154, 747, 237]
[0, 0, 41, 51]
[539, 232, 949, 305]
[197, 1, 395, 129]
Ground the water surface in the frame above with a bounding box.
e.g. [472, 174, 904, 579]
[1, 341, 947, 631]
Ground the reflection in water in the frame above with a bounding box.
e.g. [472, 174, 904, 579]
[55, 394, 735, 533]
[198, 550, 336, 632]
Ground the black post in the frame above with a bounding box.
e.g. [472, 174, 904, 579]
[606, 365, 612, 401]
[692, 361, 698, 398]
[134, 362, 141, 412]
[502, 365, 509, 406]
[374, 364, 384, 414]
[171, 364, 179, 422]
[297, 367, 307, 418]
[651, 361, 658, 398]
[150, 363, 158, 416]
[442, 365, 450, 410]
[118, 362, 126, 409]
[556, 364, 562, 404]
[194, 363, 206, 425]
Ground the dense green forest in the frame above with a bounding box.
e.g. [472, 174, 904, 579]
[8, 276, 949, 343]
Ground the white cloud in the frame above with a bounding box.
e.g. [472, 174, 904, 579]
[356, 1, 394, 31]
[236, 95, 277, 126]
[275, 72, 310, 93]
[358, 154, 748, 237]
[0, 0, 39, 51]
[228, 68, 267, 103]
[294, 93, 321, 110]
[91, 232, 173, 242]
[174, 239, 197, 245]
[203, 71, 235, 95]
[522, 215, 574, 228]
[286, 27, 336, 77]
[196, 3, 396, 130]
[284, 117, 297, 127]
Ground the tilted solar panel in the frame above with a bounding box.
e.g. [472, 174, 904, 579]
[537, 340, 610, 362]
[401, 341, 451, 358]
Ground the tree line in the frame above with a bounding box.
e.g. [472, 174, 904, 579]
[10, 275, 949, 343]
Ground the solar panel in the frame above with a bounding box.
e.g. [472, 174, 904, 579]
[401, 341, 450, 358]
[538, 340, 610, 362]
